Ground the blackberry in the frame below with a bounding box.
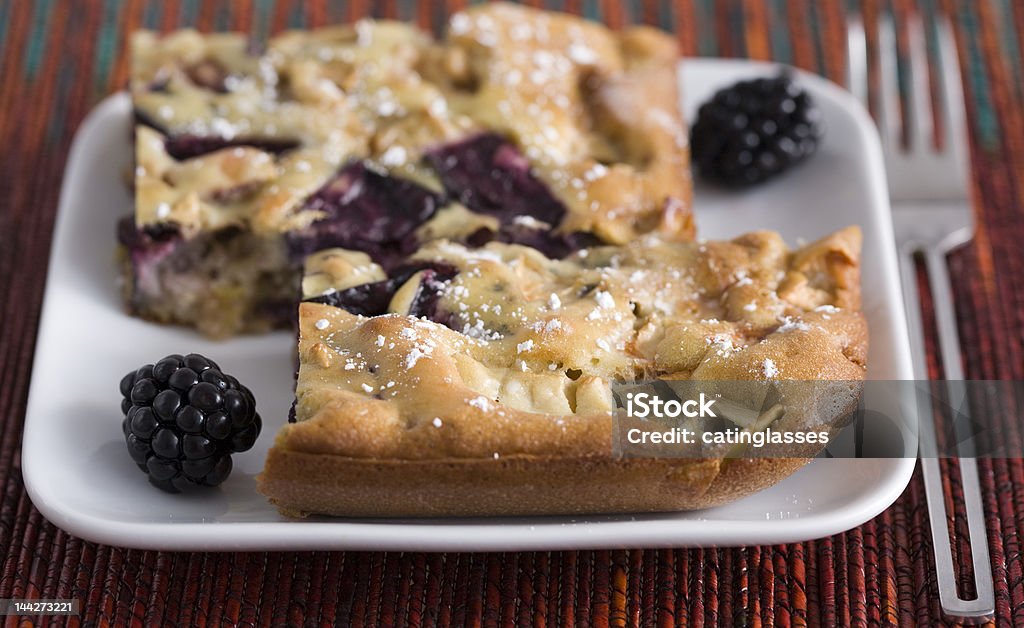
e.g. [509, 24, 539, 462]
[690, 74, 823, 187]
[118, 353, 261, 493]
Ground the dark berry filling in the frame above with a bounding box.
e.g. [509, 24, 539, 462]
[406, 266, 459, 323]
[468, 223, 604, 260]
[163, 135, 301, 161]
[426, 132, 567, 227]
[426, 133, 601, 259]
[134, 110, 301, 160]
[306, 261, 458, 325]
[285, 162, 443, 269]
[307, 278, 399, 318]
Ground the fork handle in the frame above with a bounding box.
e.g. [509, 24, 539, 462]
[898, 245, 994, 619]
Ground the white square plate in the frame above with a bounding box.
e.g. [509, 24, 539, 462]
[23, 59, 915, 551]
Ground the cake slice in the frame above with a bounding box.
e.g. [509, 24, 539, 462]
[257, 227, 867, 517]
[121, 4, 693, 337]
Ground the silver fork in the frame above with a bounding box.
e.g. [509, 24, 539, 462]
[848, 13, 994, 620]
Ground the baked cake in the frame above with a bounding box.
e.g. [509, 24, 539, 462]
[121, 4, 693, 337]
[257, 227, 867, 517]
[121, 4, 868, 517]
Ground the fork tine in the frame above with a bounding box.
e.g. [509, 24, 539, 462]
[877, 15, 901, 150]
[905, 14, 934, 151]
[846, 15, 869, 108]
[935, 16, 969, 158]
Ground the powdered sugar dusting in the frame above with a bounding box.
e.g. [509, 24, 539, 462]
[777, 316, 811, 332]
[468, 396, 491, 411]
[405, 348, 425, 369]
[706, 332, 740, 357]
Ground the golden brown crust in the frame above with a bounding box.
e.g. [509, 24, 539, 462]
[257, 451, 720, 517]
[257, 450, 810, 518]
[258, 227, 867, 517]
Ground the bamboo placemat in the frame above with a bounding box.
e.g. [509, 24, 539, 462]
[2, 1, 1024, 625]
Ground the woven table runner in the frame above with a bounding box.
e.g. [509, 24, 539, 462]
[2, 1, 1024, 625]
